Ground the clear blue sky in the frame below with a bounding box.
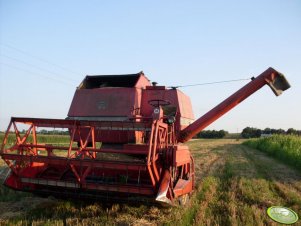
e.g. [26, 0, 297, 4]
[0, 1, 300, 132]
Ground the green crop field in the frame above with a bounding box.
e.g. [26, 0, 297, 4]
[0, 133, 71, 146]
[0, 136, 301, 225]
[244, 135, 301, 171]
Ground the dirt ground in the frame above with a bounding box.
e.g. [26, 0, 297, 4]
[0, 139, 301, 225]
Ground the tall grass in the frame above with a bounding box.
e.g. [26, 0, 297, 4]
[0, 133, 71, 146]
[243, 135, 301, 170]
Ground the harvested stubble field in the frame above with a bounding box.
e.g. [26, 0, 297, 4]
[0, 136, 301, 225]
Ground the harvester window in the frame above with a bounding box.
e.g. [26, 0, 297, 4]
[162, 106, 177, 117]
[81, 74, 140, 89]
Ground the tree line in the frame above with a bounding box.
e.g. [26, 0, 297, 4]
[241, 127, 301, 138]
[14, 127, 301, 139]
[197, 130, 228, 139]
[18, 129, 70, 135]
[196, 127, 301, 139]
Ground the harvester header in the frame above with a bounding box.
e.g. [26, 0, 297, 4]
[0, 67, 290, 204]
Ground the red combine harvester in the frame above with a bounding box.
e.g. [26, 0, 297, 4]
[0, 67, 290, 204]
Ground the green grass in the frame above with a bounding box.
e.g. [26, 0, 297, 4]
[0, 183, 32, 202]
[1, 138, 301, 225]
[181, 141, 301, 225]
[243, 135, 301, 170]
[0, 133, 71, 145]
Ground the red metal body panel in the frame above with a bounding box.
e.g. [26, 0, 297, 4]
[68, 88, 140, 117]
[67, 73, 195, 144]
[173, 145, 191, 167]
[140, 87, 194, 132]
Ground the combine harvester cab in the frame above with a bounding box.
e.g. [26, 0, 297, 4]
[0, 68, 290, 204]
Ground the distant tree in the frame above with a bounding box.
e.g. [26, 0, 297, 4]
[287, 128, 298, 135]
[241, 127, 251, 138]
[198, 130, 228, 139]
[241, 127, 301, 138]
[270, 129, 277, 134]
[40, 129, 48, 134]
[275, 129, 285, 134]
[255, 129, 262, 137]
[263, 127, 271, 134]
[216, 130, 225, 138]
[241, 127, 261, 138]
